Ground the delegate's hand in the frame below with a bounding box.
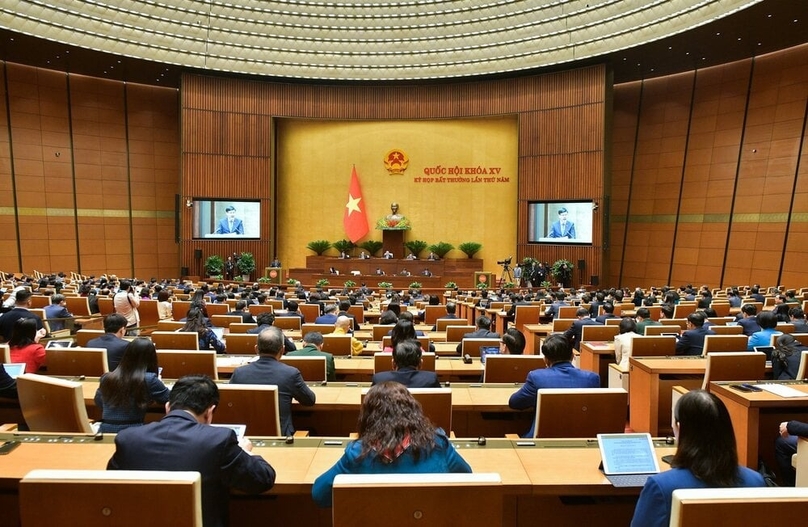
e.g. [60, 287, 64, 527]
[779, 421, 790, 438]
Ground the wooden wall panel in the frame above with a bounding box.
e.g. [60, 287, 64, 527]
[0, 62, 179, 278]
[181, 64, 608, 285]
[612, 44, 808, 289]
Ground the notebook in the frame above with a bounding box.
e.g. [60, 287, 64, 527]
[598, 433, 660, 488]
[479, 346, 500, 364]
[2, 363, 26, 379]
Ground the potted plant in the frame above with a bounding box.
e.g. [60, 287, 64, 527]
[237, 252, 256, 280]
[333, 239, 355, 257]
[476, 282, 489, 290]
[444, 281, 457, 289]
[428, 241, 454, 259]
[458, 242, 482, 258]
[378, 281, 393, 290]
[204, 255, 224, 278]
[287, 278, 299, 285]
[258, 277, 272, 284]
[403, 240, 427, 258]
[551, 259, 573, 288]
[316, 278, 330, 288]
[343, 279, 356, 289]
[409, 281, 422, 289]
[358, 240, 384, 257]
[504, 281, 516, 289]
[306, 240, 332, 255]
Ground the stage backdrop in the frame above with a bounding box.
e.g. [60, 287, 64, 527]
[276, 118, 518, 275]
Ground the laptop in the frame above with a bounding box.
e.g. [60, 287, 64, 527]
[479, 346, 500, 364]
[2, 363, 27, 379]
[597, 432, 660, 488]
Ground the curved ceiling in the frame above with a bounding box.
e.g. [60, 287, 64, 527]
[0, 0, 766, 81]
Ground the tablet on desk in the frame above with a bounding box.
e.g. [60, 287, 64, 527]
[45, 340, 74, 348]
[211, 424, 247, 439]
[479, 346, 500, 364]
[598, 432, 660, 488]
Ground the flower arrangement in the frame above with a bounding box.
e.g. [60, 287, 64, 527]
[378, 281, 393, 289]
[316, 278, 330, 287]
[444, 281, 457, 289]
[343, 280, 356, 288]
[376, 216, 411, 230]
[409, 281, 422, 289]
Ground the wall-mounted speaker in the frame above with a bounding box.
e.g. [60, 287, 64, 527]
[194, 249, 203, 260]
[591, 275, 599, 286]
[577, 259, 585, 271]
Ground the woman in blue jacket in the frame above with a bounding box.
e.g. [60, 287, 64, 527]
[631, 390, 764, 527]
[312, 381, 472, 507]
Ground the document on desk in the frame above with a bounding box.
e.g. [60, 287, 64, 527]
[757, 384, 807, 398]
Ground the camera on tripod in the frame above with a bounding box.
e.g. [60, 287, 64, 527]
[497, 257, 512, 266]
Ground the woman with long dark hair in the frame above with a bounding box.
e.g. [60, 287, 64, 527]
[94, 338, 170, 433]
[181, 306, 225, 353]
[630, 390, 764, 527]
[383, 319, 418, 352]
[312, 381, 471, 507]
[772, 333, 806, 380]
[8, 317, 47, 373]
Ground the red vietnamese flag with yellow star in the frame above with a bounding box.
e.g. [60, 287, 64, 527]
[343, 166, 369, 242]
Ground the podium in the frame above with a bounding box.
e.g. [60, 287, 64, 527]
[264, 267, 283, 284]
[381, 230, 405, 259]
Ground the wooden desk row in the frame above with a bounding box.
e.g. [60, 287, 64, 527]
[0, 434, 676, 527]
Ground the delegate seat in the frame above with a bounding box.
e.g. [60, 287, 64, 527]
[151, 331, 200, 350]
[701, 334, 749, 356]
[701, 351, 766, 390]
[45, 347, 109, 377]
[332, 473, 503, 527]
[156, 350, 217, 380]
[20, 469, 202, 527]
[373, 352, 436, 373]
[532, 388, 627, 438]
[483, 355, 545, 383]
[280, 356, 327, 382]
[224, 334, 258, 355]
[670, 487, 808, 527]
[17, 374, 93, 433]
[214, 384, 281, 436]
[460, 338, 501, 358]
[445, 325, 475, 343]
[361, 387, 452, 434]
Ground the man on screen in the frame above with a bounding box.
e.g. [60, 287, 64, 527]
[214, 205, 244, 235]
[547, 207, 576, 239]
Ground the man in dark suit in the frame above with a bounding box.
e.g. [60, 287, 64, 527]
[547, 207, 576, 239]
[789, 307, 808, 333]
[0, 290, 44, 342]
[107, 375, 276, 527]
[246, 312, 296, 352]
[314, 303, 339, 325]
[372, 339, 440, 388]
[508, 334, 600, 437]
[431, 301, 459, 331]
[87, 313, 130, 371]
[229, 326, 316, 435]
[675, 311, 716, 356]
[563, 308, 602, 351]
[214, 205, 244, 235]
[736, 304, 762, 336]
[594, 302, 619, 324]
[456, 315, 500, 353]
[231, 300, 254, 323]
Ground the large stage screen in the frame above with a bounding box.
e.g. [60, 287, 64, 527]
[192, 199, 261, 239]
[527, 201, 593, 244]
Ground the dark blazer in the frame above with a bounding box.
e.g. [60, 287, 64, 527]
[456, 328, 500, 353]
[229, 356, 316, 435]
[737, 317, 761, 336]
[594, 313, 619, 324]
[563, 317, 602, 350]
[232, 310, 254, 323]
[0, 308, 43, 342]
[371, 366, 441, 388]
[314, 313, 338, 325]
[245, 325, 296, 352]
[107, 410, 275, 527]
[87, 333, 130, 371]
[675, 326, 716, 356]
[508, 361, 600, 437]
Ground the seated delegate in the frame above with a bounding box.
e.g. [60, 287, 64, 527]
[630, 390, 764, 527]
[312, 381, 471, 507]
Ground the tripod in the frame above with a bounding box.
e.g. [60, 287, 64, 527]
[498, 264, 513, 287]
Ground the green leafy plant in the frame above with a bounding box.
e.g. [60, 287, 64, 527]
[237, 252, 256, 277]
[404, 240, 428, 258]
[234, 276, 244, 282]
[444, 281, 457, 289]
[551, 259, 573, 285]
[343, 280, 356, 288]
[306, 240, 332, 255]
[378, 281, 393, 289]
[476, 282, 489, 290]
[409, 281, 422, 289]
[287, 278, 299, 285]
[428, 241, 454, 258]
[333, 239, 355, 255]
[204, 255, 224, 276]
[504, 281, 516, 289]
[258, 277, 271, 283]
[540, 280, 553, 289]
[458, 242, 482, 258]
[316, 278, 330, 287]
[358, 240, 384, 256]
